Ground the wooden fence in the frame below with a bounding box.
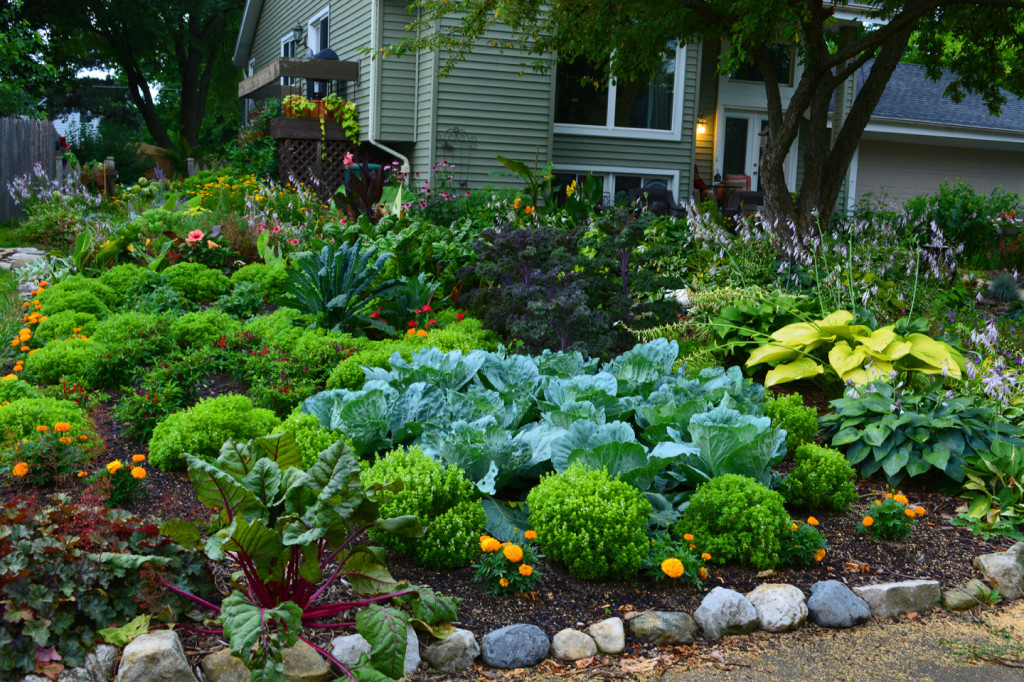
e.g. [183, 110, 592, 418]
[0, 117, 60, 222]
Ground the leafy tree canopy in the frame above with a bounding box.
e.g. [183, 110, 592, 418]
[0, 0, 55, 118]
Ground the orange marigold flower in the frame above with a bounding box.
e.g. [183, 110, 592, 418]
[701, 552, 712, 561]
[499, 578, 509, 588]
[512, 197, 521, 209]
[19, 346, 28, 352]
[524, 205, 535, 215]
[38, 281, 48, 287]
[77, 471, 88, 478]
[807, 516, 819, 527]
[131, 467, 146, 480]
[524, 530, 537, 541]
[683, 533, 694, 542]
[22, 302, 29, 308]
[480, 537, 502, 553]
[519, 564, 533, 577]
[904, 508, 916, 518]
[54, 422, 71, 433]
[12, 461, 28, 477]
[1, 374, 16, 381]
[699, 567, 709, 579]
[814, 549, 827, 562]
[77, 435, 88, 441]
[106, 460, 123, 475]
[862, 516, 874, 527]
[12, 366, 21, 373]
[874, 500, 882, 505]
[406, 328, 416, 336]
[661, 558, 684, 578]
[913, 506, 925, 516]
[59, 437, 72, 444]
[133, 454, 146, 463]
[790, 522, 799, 532]
[35, 425, 48, 432]
[893, 494, 909, 505]
[416, 329, 428, 337]
[689, 543, 696, 550]
[503, 544, 524, 563]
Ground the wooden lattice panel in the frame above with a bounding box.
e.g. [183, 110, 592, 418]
[277, 138, 356, 204]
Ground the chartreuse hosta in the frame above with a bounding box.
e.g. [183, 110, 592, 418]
[159, 432, 460, 682]
[745, 310, 965, 387]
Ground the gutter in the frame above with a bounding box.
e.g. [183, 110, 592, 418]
[368, 0, 411, 174]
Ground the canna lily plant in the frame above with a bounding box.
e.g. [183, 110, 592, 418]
[159, 432, 459, 682]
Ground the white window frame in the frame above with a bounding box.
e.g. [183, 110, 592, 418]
[554, 165, 681, 200]
[280, 34, 295, 85]
[553, 45, 686, 142]
[308, 5, 330, 55]
[247, 58, 256, 77]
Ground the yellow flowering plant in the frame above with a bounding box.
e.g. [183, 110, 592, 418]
[82, 455, 148, 508]
[857, 493, 921, 541]
[473, 531, 544, 596]
[4, 424, 91, 487]
[778, 520, 829, 567]
[641, 532, 707, 588]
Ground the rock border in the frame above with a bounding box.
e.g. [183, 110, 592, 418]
[28, 543, 1023, 681]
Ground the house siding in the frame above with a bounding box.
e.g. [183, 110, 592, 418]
[694, 40, 719, 185]
[432, 19, 554, 190]
[379, 0, 416, 141]
[552, 44, 699, 203]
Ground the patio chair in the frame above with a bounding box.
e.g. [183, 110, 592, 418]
[630, 181, 686, 217]
[722, 190, 764, 218]
[722, 173, 751, 191]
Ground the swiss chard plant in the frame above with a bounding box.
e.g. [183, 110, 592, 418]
[820, 381, 1021, 484]
[159, 432, 459, 682]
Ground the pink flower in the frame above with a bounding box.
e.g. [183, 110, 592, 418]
[288, 238, 299, 245]
[343, 152, 355, 168]
[185, 229, 204, 243]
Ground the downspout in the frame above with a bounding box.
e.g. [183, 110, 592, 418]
[368, 0, 411, 173]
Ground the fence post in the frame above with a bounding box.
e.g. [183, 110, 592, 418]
[186, 157, 196, 177]
[103, 156, 116, 195]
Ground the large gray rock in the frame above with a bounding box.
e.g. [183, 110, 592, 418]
[746, 583, 807, 632]
[974, 542, 1024, 600]
[628, 611, 697, 646]
[551, 629, 597, 661]
[693, 587, 759, 640]
[807, 580, 872, 628]
[480, 624, 549, 669]
[853, 580, 941, 619]
[201, 642, 330, 682]
[115, 631, 196, 682]
[330, 626, 419, 677]
[422, 628, 479, 673]
[27, 645, 123, 682]
[588, 617, 625, 654]
[943, 579, 990, 611]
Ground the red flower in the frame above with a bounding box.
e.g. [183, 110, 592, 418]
[455, 313, 465, 322]
[413, 308, 422, 314]
[408, 321, 417, 327]
[428, 319, 437, 326]
[422, 304, 432, 312]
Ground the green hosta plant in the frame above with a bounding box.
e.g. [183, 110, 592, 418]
[745, 310, 965, 388]
[956, 439, 1024, 540]
[160, 432, 459, 682]
[821, 381, 1021, 484]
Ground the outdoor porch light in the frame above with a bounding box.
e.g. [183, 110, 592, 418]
[291, 23, 303, 46]
[696, 115, 708, 135]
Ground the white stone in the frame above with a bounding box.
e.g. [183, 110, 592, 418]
[746, 583, 808, 632]
[550, 629, 597, 661]
[693, 587, 759, 640]
[422, 628, 479, 673]
[115, 631, 196, 682]
[588, 617, 625, 654]
[853, 580, 942, 618]
[974, 543, 1024, 600]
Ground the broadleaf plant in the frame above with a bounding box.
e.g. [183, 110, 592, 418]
[159, 432, 460, 682]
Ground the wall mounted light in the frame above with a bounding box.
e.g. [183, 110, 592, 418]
[696, 114, 708, 135]
[291, 23, 304, 46]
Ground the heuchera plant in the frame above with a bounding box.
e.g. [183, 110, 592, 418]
[160, 432, 459, 682]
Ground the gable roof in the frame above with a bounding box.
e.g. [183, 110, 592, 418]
[233, 0, 264, 68]
[858, 59, 1024, 133]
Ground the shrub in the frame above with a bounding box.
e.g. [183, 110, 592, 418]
[23, 339, 105, 387]
[291, 329, 357, 370]
[231, 262, 290, 300]
[242, 306, 308, 347]
[778, 444, 858, 511]
[858, 492, 924, 540]
[0, 495, 208, 678]
[272, 409, 342, 469]
[112, 382, 185, 444]
[215, 281, 265, 318]
[90, 312, 175, 387]
[765, 392, 819, 454]
[36, 276, 115, 308]
[34, 310, 99, 345]
[988, 271, 1020, 302]
[161, 262, 231, 303]
[132, 283, 197, 315]
[98, 264, 160, 306]
[675, 474, 790, 571]
[37, 287, 110, 317]
[361, 446, 483, 569]
[777, 521, 829, 566]
[148, 393, 280, 470]
[0, 378, 41, 403]
[5, 421, 93, 487]
[526, 463, 652, 580]
[0, 398, 99, 459]
[474, 531, 544, 596]
[169, 309, 242, 349]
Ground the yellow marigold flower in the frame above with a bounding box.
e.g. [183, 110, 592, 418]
[814, 549, 827, 562]
[406, 328, 416, 336]
[807, 516, 819, 527]
[885, 492, 893, 499]
[77, 471, 88, 478]
[904, 508, 916, 518]
[1, 374, 16, 381]
[480, 535, 492, 543]
[132, 454, 146, 463]
[913, 506, 925, 516]
[131, 467, 146, 480]
[701, 552, 711, 560]
[416, 329, 428, 337]
[12, 461, 28, 477]
[893, 494, 909, 505]
[524, 205, 535, 215]
[499, 578, 509, 588]
[480, 537, 502, 553]
[862, 516, 874, 527]
[106, 460, 123, 474]
[874, 500, 882, 505]
[699, 567, 709, 579]
[661, 558, 684, 579]
[54, 422, 71, 433]
[512, 197, 521, 209]
[524, 530, 537, 541]
[790, 522, 798, 532]
[683, 533, 694, 542]
[503, 544, 524, 563]
[519, 564, 533, 577]
[35, 425, 48, 432]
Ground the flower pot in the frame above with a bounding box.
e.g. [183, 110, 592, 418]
[306, 101, 326, 119]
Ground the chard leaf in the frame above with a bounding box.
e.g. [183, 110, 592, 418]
[242, 457, 283, 506]
[356, 604, 409, 680]
[349, 652, 394, 682]
[185, 454, 261, 519]
[254, 431, 303, 470]
[158, 519, 202, 550]
[411, 586, 460, 625]
[342, 546, 400, 595]
[98, 614, 150, 647]
[221, 592, 301, 679]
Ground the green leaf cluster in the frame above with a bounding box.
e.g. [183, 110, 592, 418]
[777, 444, 857, 511]
[764, 392, 819, 454]
[958, 439, 1024, 537]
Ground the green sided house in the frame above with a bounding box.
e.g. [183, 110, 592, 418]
[232, 0, 1024, 209]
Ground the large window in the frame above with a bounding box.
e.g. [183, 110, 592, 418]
[308, 6, 329, 55]
[554, 45, 684, 140]
[729, 44, 793, 86]
[280, 35, 296, 85]
[553, 167, 677, 205]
